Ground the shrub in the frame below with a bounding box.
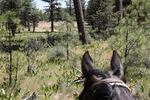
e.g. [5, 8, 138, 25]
[107, 17, 148, 67]
[47, 45, 67, 61]
[23, 36, 47, 53]
[46, 32, 73, 46]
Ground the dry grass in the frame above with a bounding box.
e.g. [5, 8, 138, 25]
[35, 21, 78, 32]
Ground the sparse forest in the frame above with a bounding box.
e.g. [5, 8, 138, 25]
[0, 0, 150, 99]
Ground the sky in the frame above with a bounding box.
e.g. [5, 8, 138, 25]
[33, 0, 66, 10]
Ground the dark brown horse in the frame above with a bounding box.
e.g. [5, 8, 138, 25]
[79, 51, 134, 100]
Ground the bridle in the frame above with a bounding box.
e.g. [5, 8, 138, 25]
[74, 75, 131, 100]
[91, 76, 131, 100]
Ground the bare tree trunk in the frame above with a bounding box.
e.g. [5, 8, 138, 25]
[73, 0, 87, 44]
[9, 31, 12, 86]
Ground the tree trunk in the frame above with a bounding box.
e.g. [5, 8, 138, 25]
[9, 31, 12, 86]
[50, 0, 54, 32]
[14, 55, 19, 88]
[27, 53, 31, 73]
[73, 0, 87, 44]
[33, 22, 35, 32]
[124, 31, 128, 64]
[69, 0, 72, 15]
[81, 0, 86, 20]
[27, 21, 30, 31]
[82, 6, 86, 20]
[119, 0, 123, 20]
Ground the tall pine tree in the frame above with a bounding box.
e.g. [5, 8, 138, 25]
[87, 0, 117, 39]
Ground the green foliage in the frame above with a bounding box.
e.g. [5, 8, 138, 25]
[41, 83, 59, 99]
[0, 0, 43, 29]
[48, 45, 67, 61]
[47, 32, 73, 46]
[19, 0, 33, 26]
[0, 0, 150, 99]
[0, 87, 21, 100]
[0, 88, 13, 100]
[61, 11, 73, 23]
[5, 11, 21, 29]
[108, 20, 147, 66]
[42, 0, 62, 21]
[127, 67, 150, 99]
[23, 36, 48, 53]
[1, 34, 150, 99]
[107, 0, 150, 67]
[40, 58, 80, 99]
[87, 0, 117, 39]
[0, 0, 21, 13]
[0, 15, 6, 22]
[31, 8, 40, 25]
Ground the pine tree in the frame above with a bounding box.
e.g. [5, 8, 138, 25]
[42, 0, 60, 32]
[31, 8, 40, 32]
[20, 0, 33, 31]
[0, 0, 21, 13]
[87, 0, 117, 39]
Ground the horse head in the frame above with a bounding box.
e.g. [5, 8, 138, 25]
[79, 51, 133, 100]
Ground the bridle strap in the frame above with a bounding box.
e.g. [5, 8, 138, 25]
[102, 77, 131, 91]
[92, 77, 131, 100]
[93, 77, 131, 91]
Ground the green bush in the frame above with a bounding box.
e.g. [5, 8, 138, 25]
[23, 36, 47, 53]
[107, 16, 148, 67]
[46, 32, 72, 46]
[47, 45, 67, 61]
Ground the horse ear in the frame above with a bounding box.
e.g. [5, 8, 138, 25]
[111, 50, 126, 82]
[82, 51, 95, 76]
